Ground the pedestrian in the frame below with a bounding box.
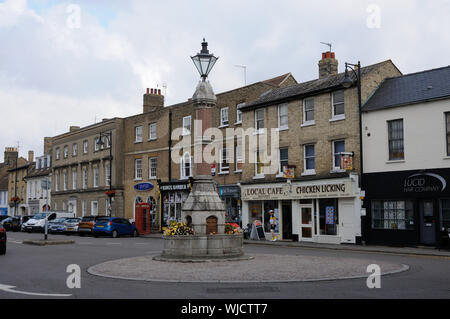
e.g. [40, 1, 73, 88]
[269, 210, 277, 241]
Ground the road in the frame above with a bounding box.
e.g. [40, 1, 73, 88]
[1, 231, 449, 299]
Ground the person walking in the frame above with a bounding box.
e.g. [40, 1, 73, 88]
[269, 210, 277, 241]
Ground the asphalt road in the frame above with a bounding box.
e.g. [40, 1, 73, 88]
[1, 231, 449, 299]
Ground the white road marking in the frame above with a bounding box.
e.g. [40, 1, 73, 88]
[106, 242, 121, 245]
[0, 284, 72, 297]
[78, 242, 93, 245]
[8, 240, 22, 244]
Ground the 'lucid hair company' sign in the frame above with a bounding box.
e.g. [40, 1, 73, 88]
[403, 173, 447, 193]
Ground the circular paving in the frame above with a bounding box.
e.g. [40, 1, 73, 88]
[87, 253, 409, 283]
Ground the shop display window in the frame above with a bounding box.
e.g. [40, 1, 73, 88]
[319, 199, 339, 236]
[371, 200, 414, 230]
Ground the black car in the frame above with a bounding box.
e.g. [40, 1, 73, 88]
[2, 216, 21, 231]
[0, 215, 9, 223]
[0, 224, 6, 255]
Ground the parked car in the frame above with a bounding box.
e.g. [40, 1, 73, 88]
[0, 224, 6, 255]
[78, 216, 107, 236]
[48, 218, 69, 234]
[22, 212, 75, 233]
[1, 216, 21, 231]
[20, 216, 35, 232]
[0, 215, 10, 223]
[64, 218, 81, 235]
[92, 217, 139, 238]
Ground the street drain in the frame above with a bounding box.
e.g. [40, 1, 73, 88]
[206, 286, 280, 294]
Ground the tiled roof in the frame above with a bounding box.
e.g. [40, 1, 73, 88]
[241, 60, 395, 111]
[262, 73, 293, 87]
[362, 65, 450, 112]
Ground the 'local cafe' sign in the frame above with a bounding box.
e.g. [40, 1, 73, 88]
[242, 180, 355, 200]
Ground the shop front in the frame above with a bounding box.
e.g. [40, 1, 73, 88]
[241, 174, 363, 244]
[362, 168, 450, 247]
[218, 185, 241, 225]
[158, 180, 192, 230]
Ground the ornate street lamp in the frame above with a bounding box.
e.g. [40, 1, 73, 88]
[191, 38, 218, 81]
[96, 132, 113, 216]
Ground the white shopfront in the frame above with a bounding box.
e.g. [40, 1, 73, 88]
[241, 174, 363, 244]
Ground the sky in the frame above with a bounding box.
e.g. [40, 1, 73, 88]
[1, 0, 450, 162]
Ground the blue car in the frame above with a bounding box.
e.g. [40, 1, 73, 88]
[92, 217, 139, 238]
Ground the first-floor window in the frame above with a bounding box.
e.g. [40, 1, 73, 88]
[304, 144, 315, 173]
[333, 140, 345, 170]
[219, 148, 229, 173]
[149, 157, 157, 179]
[82, 200, 87, 216]
[278, 148, 288, 174]
[135, 159, 142, 180]
[93, 167, 99, 187]
[235, 143, 243, 172]
[105, 164, 111, 186]
[255, 151, 264, 176]
[91, 201, 98, 216]
[372, 200, 414, 230]
[388, 119, 404, 160]
[72, 170, 77, 190]
[82, 168, 88, 189]
[63, 172, 67, 191]
[180, 153, 193, 179]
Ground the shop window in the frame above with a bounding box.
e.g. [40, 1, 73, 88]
[319, 199, 339, 236]
[249, 201, 263, 226]
[388, 119, 404, 160]
[263, 201, 278, 233]
[371, 200, 414, 230]
[440, 199, 450, 230]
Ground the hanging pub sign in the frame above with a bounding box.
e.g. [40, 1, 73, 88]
[211, 164, 216, 177]
[134, 183, 154, 191]
[282, 165, 296, 179]
[340, 152, 354, 171]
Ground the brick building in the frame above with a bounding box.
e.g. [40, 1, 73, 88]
[123, 74, 296, 233]
[7, 149, 34, 215]
[238, 52, 401, 243]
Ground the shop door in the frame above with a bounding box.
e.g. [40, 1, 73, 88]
[340, 199, 356, 244]
[420, 200, 436, 245]
[282, 202, 292, 240]
[300, 206, 313, 241]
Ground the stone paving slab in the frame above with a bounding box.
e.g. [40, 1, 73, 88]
[87, 253, 409, 283]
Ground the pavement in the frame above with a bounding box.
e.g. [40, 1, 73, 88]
[141, 233, 450, 258]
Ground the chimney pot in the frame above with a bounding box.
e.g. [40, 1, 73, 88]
[318, 51, 338, 79]
[146, 88, 149, 94]
[28, 150, 34, 163]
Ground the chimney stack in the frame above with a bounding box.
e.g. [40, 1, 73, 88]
[4, 147, 18, 167]
[318, 51, 338, 79]
[28, 150, 34, 163]
[43, 137, 52, 154]
[143, 88, 164, 113]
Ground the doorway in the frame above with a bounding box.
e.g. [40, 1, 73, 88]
[300, 205, 313, 241]
[420, 200, 436, 245]
[282, 201, 292, 240]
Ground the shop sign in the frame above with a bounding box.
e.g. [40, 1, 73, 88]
[219, 186, 241, 197]
[242, 181, 354, 200]
[211, 164, 216, 177]
[159, 183, 190, 192]
[134, 183, 154, 191]
[403, 173, 447, 193]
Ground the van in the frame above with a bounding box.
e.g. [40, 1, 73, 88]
[22, 211, 75, 233]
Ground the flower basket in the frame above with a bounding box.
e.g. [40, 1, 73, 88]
[105, 190, 116, 198]
[11, 196, 20, 202]
[224, 223, 242, 235]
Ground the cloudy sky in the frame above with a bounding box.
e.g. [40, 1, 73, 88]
[1, 0, 449, 162]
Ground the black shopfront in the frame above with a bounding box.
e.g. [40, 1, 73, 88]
[157, 179, 192, 229]
[218, 185, 241, 225]
[362, 168, 450, 247]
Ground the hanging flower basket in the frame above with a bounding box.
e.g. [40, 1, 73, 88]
[105, 190, 116, 197]
[11, 196, 20, 202]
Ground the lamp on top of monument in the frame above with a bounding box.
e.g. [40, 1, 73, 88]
[191, 38, 218, 81]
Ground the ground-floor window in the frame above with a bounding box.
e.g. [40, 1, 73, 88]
[248, 200, 279, 232]
[162, 191, 188, 227]
[319, 198, 339, 235]
[371, 200, 414, 230]
[441, 199, 450, 229]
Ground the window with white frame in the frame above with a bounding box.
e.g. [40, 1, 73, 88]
[220, 107, 229, 126]
[72, 143, 77, 156]
[235, 143, 243, 172]
[149, 157, 157, 179]
[105, 164, 111, 186]
[56, 148, 60, 160]
[236, 102, 245, 124]
[255, 150, 264, 177]
[94, 137, 100, 151]
[180, 153, 193, 179]
[93, 167, 99, 187]
[303, 98, 315, 124]
[219, 148, 229, 173]
[83, 140, 88, 154]
[278, 148, 289, 175]
[63, 172, 67, 191]
[304, 144, 315, 174]
[278, 104, 288, 130]
[332, 90, 345, 118]
[91, 201, 98, 216]
[82, 168, 87, 189]
[64, 145, 68, 158]
[255, 109, 264, 132]
[62, 201, 67, 211]
[149, 123, 157, 140]
[332, 140, 345, 170]
[182, 116, 191, 135]
[54, 201, 58, 210]
[135, 126, 143, 143]
[72, 170, 77, 190]
[135, 159, 142, 180]
[44, 157, 48, 168]
[55, 173, 59, 191]
[105, 135, 111, 148]
[82, 200, 86, 216]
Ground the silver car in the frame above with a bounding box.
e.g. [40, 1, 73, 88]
[64, 218, 81, 235]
